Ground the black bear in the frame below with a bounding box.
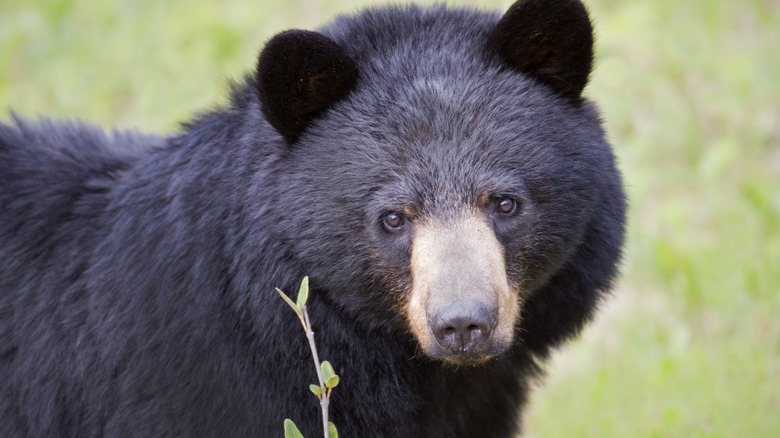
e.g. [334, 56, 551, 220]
[0, 0, 625, 436]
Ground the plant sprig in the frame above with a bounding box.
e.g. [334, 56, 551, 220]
[276, 276, 340, 438]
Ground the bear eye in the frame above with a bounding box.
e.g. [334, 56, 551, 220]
[495, 196, 519, 216]
[382, 212, 406, 231]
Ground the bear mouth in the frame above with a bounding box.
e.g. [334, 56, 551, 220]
[422, 328, 512, 366]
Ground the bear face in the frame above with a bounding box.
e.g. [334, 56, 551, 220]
[257, 0, 622, 365]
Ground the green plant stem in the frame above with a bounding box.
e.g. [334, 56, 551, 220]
[302, 307, 329, 438]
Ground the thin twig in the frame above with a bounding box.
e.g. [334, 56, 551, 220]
[302, 307, 329, 438]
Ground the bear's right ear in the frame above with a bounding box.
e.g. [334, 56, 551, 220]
[256, 30, 359, 144]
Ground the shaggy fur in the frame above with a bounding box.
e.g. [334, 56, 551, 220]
[0, 1, 625, 436]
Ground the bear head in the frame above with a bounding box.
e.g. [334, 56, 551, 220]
[255, 0, 620, 365]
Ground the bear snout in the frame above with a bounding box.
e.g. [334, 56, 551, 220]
[407, 214, 520, 365]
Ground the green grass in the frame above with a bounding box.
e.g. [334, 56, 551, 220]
[2, 0, 778, 436]
[526, 1, 780, 436]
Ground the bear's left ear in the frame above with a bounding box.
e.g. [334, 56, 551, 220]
[256, 30, 359, 144]
[487, 0, 594, 100]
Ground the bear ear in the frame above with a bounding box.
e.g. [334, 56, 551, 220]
[256, 30, 359, 144]
[487, 0, 594, 100]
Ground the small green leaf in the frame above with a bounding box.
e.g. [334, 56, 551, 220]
[325, 375, 340, 389]
[325, 374, 340, 389]
[328, 422, 338, 438]
[296, 276, 309, 308]
[283, 419, 304, 438]
[276, 288, 300, 316]
[309, 384, 326, 396]
[320, 361, 336, 381]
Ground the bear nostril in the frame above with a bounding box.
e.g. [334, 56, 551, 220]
[430, 303, 495, 353]
[467, 324, 484, 342]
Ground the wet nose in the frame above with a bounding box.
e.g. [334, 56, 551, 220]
[430, 302, 495, 353]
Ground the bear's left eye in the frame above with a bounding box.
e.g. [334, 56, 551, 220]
[494, 196, 519, 216]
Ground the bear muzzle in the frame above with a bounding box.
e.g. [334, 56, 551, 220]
[408, 214, 520, 365]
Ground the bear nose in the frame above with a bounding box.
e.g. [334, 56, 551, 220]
[430, 302, 495, 353]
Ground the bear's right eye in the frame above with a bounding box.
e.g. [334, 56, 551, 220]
[382, 212, 406, 232]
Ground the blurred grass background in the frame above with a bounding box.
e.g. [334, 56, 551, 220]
[1, 0, 777, 436]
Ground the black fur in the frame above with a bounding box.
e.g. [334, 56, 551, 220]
[0, 1, 625, 437]
[257, 30, 359, 144]
[488, 0, 594, 99]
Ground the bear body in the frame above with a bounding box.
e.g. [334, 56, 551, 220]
[0, 1, 625, 437]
